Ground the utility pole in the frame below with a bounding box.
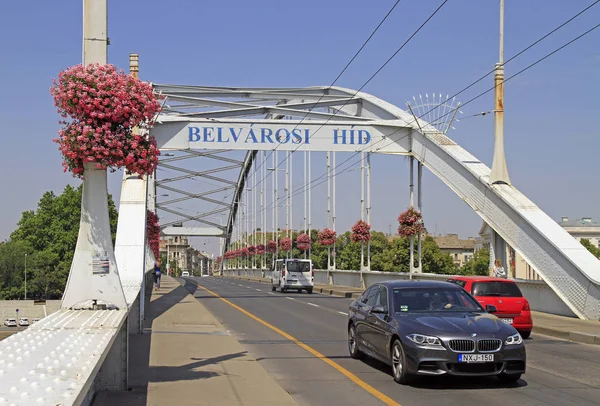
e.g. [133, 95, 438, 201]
[24, 254, 27, 300]
[489, 0, 511, 185]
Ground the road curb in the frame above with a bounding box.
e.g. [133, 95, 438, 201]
[533, 325, 600, 346]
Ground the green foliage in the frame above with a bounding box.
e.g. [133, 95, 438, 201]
[460, 247, 491, 276]
[228, 230, 462, 276]
[0, 185, 119, 299]
[580, 239, 600, 259]
[421, 236, 459, 275]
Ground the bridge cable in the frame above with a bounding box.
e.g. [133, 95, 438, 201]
[250, 0, 450, 189]
[242, 19, 600, 224]
[248, 0, 403, 179]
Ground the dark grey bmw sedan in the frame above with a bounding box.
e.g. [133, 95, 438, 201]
[348, 280, 526, 384]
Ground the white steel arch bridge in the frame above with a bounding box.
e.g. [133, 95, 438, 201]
[149, 84, 600, 321]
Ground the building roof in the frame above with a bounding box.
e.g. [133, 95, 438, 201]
[432, 234, 475, 250]
[558, 217, 600, 228]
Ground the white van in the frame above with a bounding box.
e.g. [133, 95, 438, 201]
[271, 258, 314, 294]
[181, 271, 190, 277]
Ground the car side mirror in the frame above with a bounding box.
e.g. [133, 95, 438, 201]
[486, 304, 497, 313]
[370, 305, 386, 314]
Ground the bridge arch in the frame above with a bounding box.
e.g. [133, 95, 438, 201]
[150, 84, 600, 320]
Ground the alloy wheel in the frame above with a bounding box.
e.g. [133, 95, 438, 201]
[348, 326, 356, 354]
[392, 343, 403, 379]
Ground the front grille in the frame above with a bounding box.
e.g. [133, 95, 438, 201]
[448, 339, 475, 353]
[448, 362, 502, 374]
[477, 339, 502, 352]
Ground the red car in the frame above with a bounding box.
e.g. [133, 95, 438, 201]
[447, 276, 533, 339]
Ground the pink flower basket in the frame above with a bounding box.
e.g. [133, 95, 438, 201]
[267, 240, 277, 253]
[248, 245, 256, 256]
[256, 244, 266, 255]
[50, 63, 162, 177]
[351, 220, 371, 242]
[397, 207, 424, 237]
[296, 233, 311, 252]
[318, 228, 337, 246]
[146, 210, 160, 259]
[279, 237, 292, 252]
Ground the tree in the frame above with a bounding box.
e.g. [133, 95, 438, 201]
[421, 236, 459, 275]
[460, 247, 490, 276]
[0, 185, 119, 299]
[580, 239, 600, 259]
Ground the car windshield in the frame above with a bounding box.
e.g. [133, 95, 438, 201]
[472, 281, 522, 297]
[286, 261, 311, 273]
[393, 287, 484, 313]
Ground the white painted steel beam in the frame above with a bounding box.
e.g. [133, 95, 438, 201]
[114, 173, 148, 305]
[152, 84, 600, 320]
[161, 226, 225, 237]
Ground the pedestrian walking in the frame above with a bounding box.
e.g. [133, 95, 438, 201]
[154, 259, 162, 290]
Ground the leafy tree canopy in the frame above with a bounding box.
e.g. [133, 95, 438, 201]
[0, 185, 118, 299]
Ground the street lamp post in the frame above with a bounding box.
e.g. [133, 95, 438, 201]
[24, 254, 27, 300]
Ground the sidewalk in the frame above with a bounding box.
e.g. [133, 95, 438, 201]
[223, 275, 600, 346]
[94, 275, 297, 406]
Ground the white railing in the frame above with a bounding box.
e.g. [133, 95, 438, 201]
[222, 268, 578, 318]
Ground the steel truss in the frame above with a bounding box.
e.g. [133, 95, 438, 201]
[151, 84, 600, 320]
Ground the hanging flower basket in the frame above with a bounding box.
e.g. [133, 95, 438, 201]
[146, 210, 160, 259]
[50, 63, 162, 177]
[279, 237, 292, 252]
[296, 233, 311, 252]
[351, 220, 371, 242]
[267, 240, 277, 253]
[256, 244, 266, 255]
[397, 206, 424, 237]
[240, 247, 249, 257]
[318, 228, 337, 246]
[248, 245, 256, 256]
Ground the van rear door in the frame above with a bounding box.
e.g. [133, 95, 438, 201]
[286, 260, 312, 285]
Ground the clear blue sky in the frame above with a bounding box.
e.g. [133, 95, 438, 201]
[0, 0, 598, 256]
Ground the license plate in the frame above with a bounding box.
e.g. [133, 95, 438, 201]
[458, 354, 494, 363]
[501, 318, 513, 325]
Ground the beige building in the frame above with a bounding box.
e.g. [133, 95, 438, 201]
[159, 236, 192, 272]
[478, 217, 600, 280]
[432, 234, 475, 268]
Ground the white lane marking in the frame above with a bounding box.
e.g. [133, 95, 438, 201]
[338, 311, 347, 316]
[247, 286, 253, 289]
[307, 303, 319, 307]
[256, 289, 261, 291]
[238, 284, 243, 287]
[286, 297, 295, 300]
[268, 292, 275, 295]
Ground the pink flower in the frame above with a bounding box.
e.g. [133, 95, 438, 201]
[50, 63, 161, 178]
[279, 237, 292, 252]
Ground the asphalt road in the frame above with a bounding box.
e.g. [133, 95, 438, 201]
[182, 276, 600, 406]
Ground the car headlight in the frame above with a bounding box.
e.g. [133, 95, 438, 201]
[406, 334, 444, 349]
[505, 332, 523, 345]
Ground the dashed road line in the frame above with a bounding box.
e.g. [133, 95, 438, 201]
[307, 303, 319, 307]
